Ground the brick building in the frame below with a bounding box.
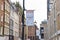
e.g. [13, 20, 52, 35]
[0, 0, 10, 40]
[0, 0, 5, 35]
[0, 0, 22, 40]
[40, 20, 48, 40]
[40, 22, 44, 40]
[28, 26, 36, 40]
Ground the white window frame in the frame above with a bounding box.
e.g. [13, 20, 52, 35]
[1, 16, 3, 22]
[1, 4, 3, 10]
[0, 26, 3, 35]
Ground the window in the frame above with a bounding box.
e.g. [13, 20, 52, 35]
[0, 17, 1, 22]
[0, 4, 1, 10]
[41, 33, 44, 39]
[14, 31, 19, 37]
[5, 2, 10, 12]
[0, 26, 3, 35]
[1, 4, 3, 10]
[0, 15, 3, 22]
[49, 2, 53, 11]
[4, 27, 9, 35]
[9, 35, 14, 40]
[9, 30, 13, 35]
[41, 27, 44, 29]
[1, 16, 3, 22]
[54, 21, 56, 32]
[5, 14, 9, 23]
[0, 6, 1, 10]
[0, 4, 3, 10]
[40, 27, 44, 34]
[10, 19, 13, 30]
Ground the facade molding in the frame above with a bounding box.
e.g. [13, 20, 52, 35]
[49, 30, 60, 39]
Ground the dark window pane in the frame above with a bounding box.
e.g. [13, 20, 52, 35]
[41, 34, 44, 39]
[9, 35, 14, 40]
[9, 30, 13, 35]
[10, 19, 13, 30]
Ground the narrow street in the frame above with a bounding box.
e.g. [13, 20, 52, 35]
[0, 0, 60, 40]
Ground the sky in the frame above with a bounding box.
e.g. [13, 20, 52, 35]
[11, 0, 47, 29]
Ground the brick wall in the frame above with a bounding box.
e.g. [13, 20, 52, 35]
[28, 26, 35, 36]
[28, 26, 36, 40]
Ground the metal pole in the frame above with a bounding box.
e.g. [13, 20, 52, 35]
[22, 0, 25, 40]
[35, 24, 36, 40]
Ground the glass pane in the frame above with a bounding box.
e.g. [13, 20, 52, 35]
[4, 27, 9, 35]
[0, 26, 3, 35]
[10, 19, 13, 30]
[1, 16, 3, 22]
[9, 30, 13, 35]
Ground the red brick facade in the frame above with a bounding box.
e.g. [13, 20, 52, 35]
[0, 0, 5, 35]
[28, 26, 36, 40]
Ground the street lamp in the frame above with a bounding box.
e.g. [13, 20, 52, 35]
[22, 0, 25, 40]
[34, 21, 37, 40]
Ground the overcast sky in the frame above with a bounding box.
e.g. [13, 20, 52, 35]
[11, 0, 47, 29]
